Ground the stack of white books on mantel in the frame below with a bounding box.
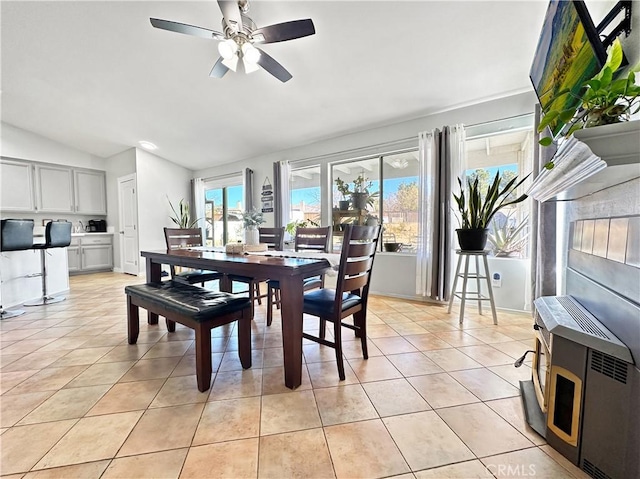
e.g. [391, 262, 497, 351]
[527, 136, 606, 202]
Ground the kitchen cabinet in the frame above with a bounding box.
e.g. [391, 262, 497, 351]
[0, 159, 107, 215]
[35, 164, 74, 213]
[68, 234, 113, 274]
[74, 169, 107, 214]
[0, 158, 35, 212]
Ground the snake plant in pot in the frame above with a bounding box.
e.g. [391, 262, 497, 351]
[453, 172, 530, 251]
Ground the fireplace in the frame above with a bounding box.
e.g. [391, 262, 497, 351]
[521, 295, 637, 479]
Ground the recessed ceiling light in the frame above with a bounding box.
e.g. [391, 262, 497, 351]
[138, 140, 157, 151]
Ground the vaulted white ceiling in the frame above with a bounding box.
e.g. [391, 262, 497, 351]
[0, 1, 611, 170]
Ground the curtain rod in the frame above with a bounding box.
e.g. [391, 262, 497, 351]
[202, 170, 243, 182]
[290, 136, 417, 166]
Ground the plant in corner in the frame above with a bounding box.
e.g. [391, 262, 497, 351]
[488, 212, 529, 258]
[538, 38, 640, 168]
[453, 172, 530, 251]
[167, 196, 199, 228]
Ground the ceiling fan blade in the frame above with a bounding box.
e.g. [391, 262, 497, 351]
[217, 0, 243, 33]
[150, 18, 225, 40]
[252, 19, 315, 44]
[210, 57, 230, 78]
[255, 48, 292, 83]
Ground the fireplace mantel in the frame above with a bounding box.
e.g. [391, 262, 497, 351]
[530, 120, 640, 202]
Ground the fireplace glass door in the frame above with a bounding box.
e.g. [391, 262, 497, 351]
[532, 331, 550, 412]
[547, 365, 582, 447]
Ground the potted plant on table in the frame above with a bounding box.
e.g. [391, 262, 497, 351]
[241, 208, 266, 245]
[453, 171, 529, 251]
[538, 38, 640, 168]
[335, 177, 351, 210]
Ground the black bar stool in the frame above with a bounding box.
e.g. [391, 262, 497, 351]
[1, 219, 35, 319]
[25, 220, 72, 306]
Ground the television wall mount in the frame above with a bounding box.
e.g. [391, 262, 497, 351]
[596, 0, 632, 49]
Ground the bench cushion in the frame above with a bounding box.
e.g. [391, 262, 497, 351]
[125, 281, 250, 322]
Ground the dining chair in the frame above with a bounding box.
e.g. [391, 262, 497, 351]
[229, 226, 285, 318]
[266, 226, 331, 326]
[163, 228, 223, 286]
[301, 224, 381, 380]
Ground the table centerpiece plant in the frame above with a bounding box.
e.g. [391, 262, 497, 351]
[241, 208, 266, 245]
[453, 171, 530, 251]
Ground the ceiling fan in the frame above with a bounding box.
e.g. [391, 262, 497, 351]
[150, 0, 315, 83]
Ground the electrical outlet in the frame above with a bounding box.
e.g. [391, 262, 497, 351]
[492, 272, 502, 288]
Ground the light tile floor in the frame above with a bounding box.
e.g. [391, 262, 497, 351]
[0, 272, 590, 479]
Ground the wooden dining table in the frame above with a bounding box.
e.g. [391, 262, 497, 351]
[140, 248, 331, 389]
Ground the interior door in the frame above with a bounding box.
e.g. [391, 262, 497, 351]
[118, 174, 139, 275]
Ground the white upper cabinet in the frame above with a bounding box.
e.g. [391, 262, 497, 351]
[74, 169, 107, 214]
[35, 164, 74, 213]
[0, 159, 35, 212]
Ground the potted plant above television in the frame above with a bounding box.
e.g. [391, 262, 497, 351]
[453, 172, 530, 251]
[538, 38, 640, 165]
[335, 177, 351, 210]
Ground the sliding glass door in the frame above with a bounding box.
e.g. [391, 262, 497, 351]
[204, 183, 244, 247]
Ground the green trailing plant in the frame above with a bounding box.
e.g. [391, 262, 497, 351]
[538, 38, 640, 158]
[488, 214, 529, 257]
[167, 196, 199, 228]
[285, 218, 320, 237]
[453, 172, 530, 230]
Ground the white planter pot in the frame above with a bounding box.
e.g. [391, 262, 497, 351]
[244, 227, 259, 245]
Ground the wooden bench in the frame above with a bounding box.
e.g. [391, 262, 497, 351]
[125, 281, 252, 392]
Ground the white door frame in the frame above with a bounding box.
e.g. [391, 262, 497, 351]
[117, 173, 139, 276]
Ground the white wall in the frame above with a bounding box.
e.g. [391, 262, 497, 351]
[195, 92, 536, 216]
[135, 148, 193, 273]
[105, 148, 136, 271]
[194, 91, 537, 308]
[1, 122, 106, 170]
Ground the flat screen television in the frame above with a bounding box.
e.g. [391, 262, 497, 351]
[530, 0, 607, 138]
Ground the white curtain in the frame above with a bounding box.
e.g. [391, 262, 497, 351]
[191, 177, 206, 238]
[415, 125, 466, 300]
[275, 160, 291, 228]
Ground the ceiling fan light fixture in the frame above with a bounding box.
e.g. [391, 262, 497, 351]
[218, 38, 238, 59]
[243, 58, 260, 73]
[221, 55, 238, 72]
[241, 43, 260, 64]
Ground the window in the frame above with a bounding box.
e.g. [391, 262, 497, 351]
[204, 182, 244, 247]
[330, 150, 418, 252]
[290, 165, 321, 227]
[465, 120, 534, 259]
